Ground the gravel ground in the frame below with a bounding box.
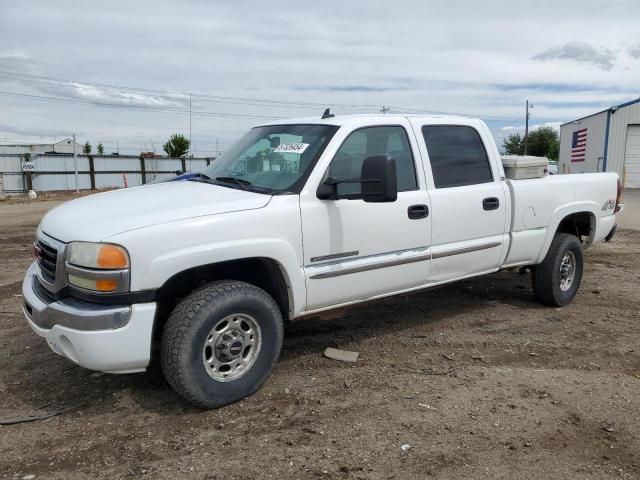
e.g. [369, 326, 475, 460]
[0, 192, 639, 480]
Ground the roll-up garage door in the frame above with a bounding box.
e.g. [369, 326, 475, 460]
[624, 125, 640, 188]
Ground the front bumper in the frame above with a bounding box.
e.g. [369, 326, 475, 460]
[22, 262, 156, 373]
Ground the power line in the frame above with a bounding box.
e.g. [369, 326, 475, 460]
[0, 90, 280, 119]
[0, 69, 538, 121]
[0, 70, 186, 99]
[0, 69, 375, 111]
[2, 108, 189, 131]
[388, 105, 527, 121]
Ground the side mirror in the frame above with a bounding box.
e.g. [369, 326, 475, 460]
[316, 178, 338, 200]
[360, 154, 397, 202]
[316, 154, 398, 202]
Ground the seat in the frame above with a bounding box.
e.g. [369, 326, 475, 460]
[390, 150, 417, 190]
[329, 152, 355, 180]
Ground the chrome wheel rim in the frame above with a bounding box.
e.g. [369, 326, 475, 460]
[559, 251, 576, 291]
[202, 313, 262, 382]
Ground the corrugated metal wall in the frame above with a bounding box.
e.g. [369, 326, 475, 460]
[0, 154, 212, 194]
[558, 111, 608, 174]
[606, 100, 640, 183]
[0, 154, 25, 192]
[559, 99, 640, 186]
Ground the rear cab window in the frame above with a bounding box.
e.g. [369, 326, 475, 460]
[421, 125, 493, 188]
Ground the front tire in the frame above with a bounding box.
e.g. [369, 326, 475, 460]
[160, 280, 284, 408]
[532, 233, 584, 307]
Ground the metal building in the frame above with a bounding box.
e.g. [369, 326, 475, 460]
[559, 98, 640, 188]
[0, 138, 84, 155]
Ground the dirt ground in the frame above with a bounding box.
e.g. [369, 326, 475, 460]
[0, 192, 639, 480]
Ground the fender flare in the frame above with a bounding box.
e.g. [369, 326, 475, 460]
[139, 238, 306, 317]
[535, 201, 598, 264]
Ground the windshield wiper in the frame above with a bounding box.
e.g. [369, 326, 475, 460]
[214, 176, 253, 190]
[183, 172, 212, 181]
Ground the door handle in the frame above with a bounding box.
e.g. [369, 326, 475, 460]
[482, 197, 500, 211]
[408, 204, 429, 219]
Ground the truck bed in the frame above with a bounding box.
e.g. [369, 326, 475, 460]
[502, 172, 618, 267]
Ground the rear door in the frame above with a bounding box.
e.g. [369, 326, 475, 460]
[410, 120, 509, 282]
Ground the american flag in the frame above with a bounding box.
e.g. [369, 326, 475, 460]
[571, 128, 587, 162]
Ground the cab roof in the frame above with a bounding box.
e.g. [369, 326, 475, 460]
[259, 113, 480, 128]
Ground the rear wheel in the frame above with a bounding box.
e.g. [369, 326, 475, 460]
[160, 280, 283, 408]
[532, 233, 584, 307]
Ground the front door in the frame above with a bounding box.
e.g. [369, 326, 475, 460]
[300, 123, 432, 311]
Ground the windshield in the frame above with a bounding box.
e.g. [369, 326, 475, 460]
[201, 124, 339, 193]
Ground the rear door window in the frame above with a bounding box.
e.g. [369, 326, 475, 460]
[421, 125, 493, 188]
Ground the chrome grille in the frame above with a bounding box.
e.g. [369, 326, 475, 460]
[37, 240, 58, 282]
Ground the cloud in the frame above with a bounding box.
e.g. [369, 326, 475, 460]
[293, 85, 403, 93]
[532, 42, 616, 71]
[533, 121, 562, 132]
[1, 1, 639, 155]
[0, 50, 28, 60]
[0, 122, 72, 137]
[0, 49, 38, 70]
[500, 125, 522, 131]
[36, 81, 187, 109]
[500, 122, 561, 132]
[628, 45, 640, 59]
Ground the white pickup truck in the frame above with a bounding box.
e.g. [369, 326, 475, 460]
[22, 114, 623, 408]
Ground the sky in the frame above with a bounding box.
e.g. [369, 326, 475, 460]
[1, 0, 639, 156]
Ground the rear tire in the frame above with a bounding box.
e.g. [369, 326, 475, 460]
[532, 233, 584, 307]
[160, 280, 283, 408]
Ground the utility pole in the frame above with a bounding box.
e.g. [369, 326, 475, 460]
[380, 105, 390, 114]
[189, 92, 192, 157]
[72, 133, 79, 193]
[524, 100, 533, 156]
[215, 139, 219, 157]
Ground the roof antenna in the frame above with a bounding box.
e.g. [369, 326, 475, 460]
[321, 108, 335, 119]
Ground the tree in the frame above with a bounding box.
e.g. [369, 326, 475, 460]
[527, 127, 560, 161]
[97, 143, 104, 155]
[502, 133, 524, 156]
[163, 133, 190, 158]
[83, 141, 92, 154]
[502, 126, 559, 161]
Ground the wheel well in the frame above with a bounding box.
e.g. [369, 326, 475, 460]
[151, 258, 291, 352]
[157, 257, 291, 318]
[555, 212, 595, 245]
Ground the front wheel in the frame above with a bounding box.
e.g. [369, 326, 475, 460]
[160, 280, 284, 408]
[532, 233, 584, 307]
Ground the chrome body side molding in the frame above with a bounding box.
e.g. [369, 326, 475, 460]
[431, 240, 502, 259]
[307, 240, 502, 280]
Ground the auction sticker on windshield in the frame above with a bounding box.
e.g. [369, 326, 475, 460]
[273, 143, 309, 154]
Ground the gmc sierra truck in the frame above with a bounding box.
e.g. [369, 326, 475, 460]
[22, 114, 623, 408]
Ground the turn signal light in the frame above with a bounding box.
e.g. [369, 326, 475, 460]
[68, 274, 118, 292]
[97, 245, 129, 269]
[96, 279, 118, 292]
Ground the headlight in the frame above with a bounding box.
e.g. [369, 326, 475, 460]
[66, 242, 130, 293]
[67, 242, 129, 269]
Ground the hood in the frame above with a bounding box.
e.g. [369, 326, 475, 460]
[40, 181, 272, 242]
